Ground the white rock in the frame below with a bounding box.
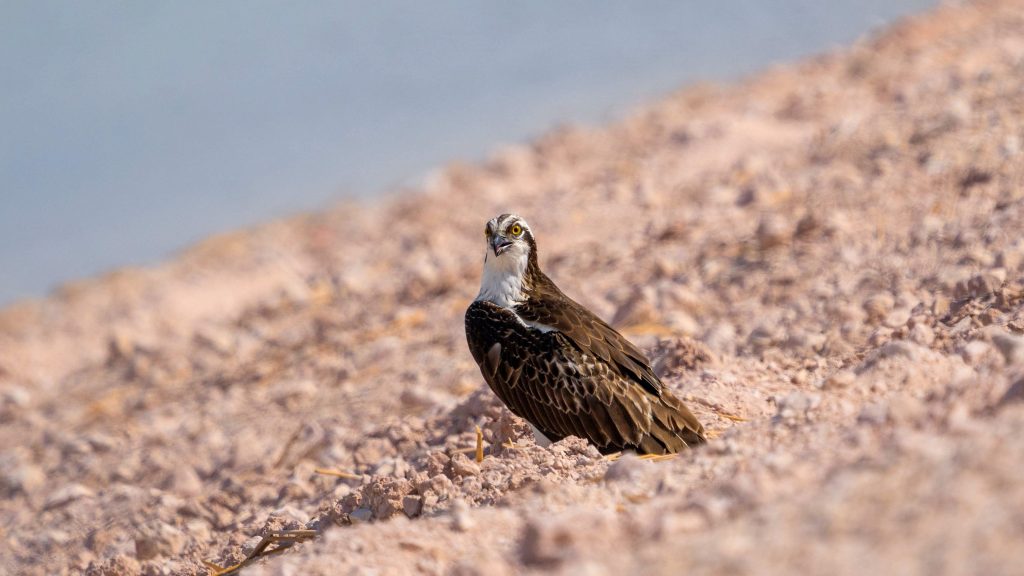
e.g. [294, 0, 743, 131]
[960, 340, 992, 364]
[134, 521, 187, 560]
[43, 484, 95, 510]
[990, 332, 1024, 366]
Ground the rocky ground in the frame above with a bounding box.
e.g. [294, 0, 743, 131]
[3, 1, 1024, 574]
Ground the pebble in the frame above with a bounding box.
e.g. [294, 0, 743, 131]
[271, 379, 318, 408]
[756, 214, 791, 249]
[825, 370, 856, 389]
[520, 516, 579, 567]
[888, 394, 925, 425]
[907, 323, 935, 346]
[448, 454, 481, 478]
[239, 534, 264, 558]
[990, 332, 1024, 365]
[960, 340, 992, 364]
[996, 243, 1024, 271]
[348, 507, 373, 523]
[84, 555, 141, 576]
[604, 452, 644, 483]
[863, 293, 895, 323]
[402, 494, 423, 518]
[857, 402, 890, 425]
[1000, 376, 1024, 406]
[702, 323, 737, 355]
[1, 385, 31, 410]
[133, 521, 187, 560]
[270, 505, 308, 527]
[868, 326, 893, 347]
[955, 273, 1002, 299]
[0, 449, 45, 497]
[775, 391, 821, 423]
[610, 287, 659, 328]
[43, 483, 95, 510]
[165, 466, 203, 497]
[747, 323, 784, 352]
[449, 500, 474, 532]
[874, 341, 923, 362]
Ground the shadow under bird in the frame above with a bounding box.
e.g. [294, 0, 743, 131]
[465, 214, 707, 455]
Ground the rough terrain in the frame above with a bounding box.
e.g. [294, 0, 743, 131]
[2, 1, 1024, 574]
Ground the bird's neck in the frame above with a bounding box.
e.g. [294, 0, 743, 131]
[476, 248, 542, 308]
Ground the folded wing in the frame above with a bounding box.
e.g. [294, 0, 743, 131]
[465, 300, 705, 454]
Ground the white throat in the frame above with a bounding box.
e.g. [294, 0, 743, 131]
[476, 245, 529, 308]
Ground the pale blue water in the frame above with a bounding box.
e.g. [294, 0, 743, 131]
[0, 1, 938, 305]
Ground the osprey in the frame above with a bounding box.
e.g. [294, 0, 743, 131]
[464, 214, 706, 455]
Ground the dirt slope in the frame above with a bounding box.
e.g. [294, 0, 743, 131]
[2, 1, 1024, 574]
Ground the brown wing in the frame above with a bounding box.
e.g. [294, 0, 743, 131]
[465, 300, 705, 454]
[515, 276, 663, 396]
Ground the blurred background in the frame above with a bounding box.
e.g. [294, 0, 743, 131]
[0, 0, 937, 306]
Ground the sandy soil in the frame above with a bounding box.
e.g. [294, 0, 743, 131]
[3, 1, 1024, 574]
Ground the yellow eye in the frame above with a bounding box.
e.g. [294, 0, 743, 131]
[510, 224, 522, 236]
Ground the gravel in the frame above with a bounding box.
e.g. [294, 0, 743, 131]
[3, 1, 1024, 574]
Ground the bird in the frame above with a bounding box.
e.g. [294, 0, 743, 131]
[464, 213, 706, 455]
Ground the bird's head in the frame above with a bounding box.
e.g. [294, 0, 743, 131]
[484, 213, 534, 260]
[477, 213, 538, 307]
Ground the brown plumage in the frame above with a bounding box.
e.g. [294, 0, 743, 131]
[465, 214, 706, 454]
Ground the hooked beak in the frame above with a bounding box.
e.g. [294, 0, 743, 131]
[490, 235, 513, 256]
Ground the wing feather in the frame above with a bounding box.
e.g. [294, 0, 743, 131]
[515, 280, 663, 396]
[465, 299, 705, 454]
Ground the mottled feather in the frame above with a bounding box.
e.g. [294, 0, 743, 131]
[465, 214, 706, 455]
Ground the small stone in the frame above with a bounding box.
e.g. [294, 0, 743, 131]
[85, 555, 141, 576]
[270, 505, 308, 527]
[422, 474, 454, 498]
[1, 385, 31, 409]
[44, 483, 95, 510]
[611, 287, 659, 328]
[990, 332, 1024, 365]
[979, 308, 1004, 326]
[775, 391, 821, 422]
[907, 323, 935, 346]
[874, 341, 923, 362]
[520, 517, 578, 567]
[868, 326, 894, 347]
[348, 507, 373, 523]
[604, 452, 644, 483]
[961, 340, 992, 364]
[133, 521, 187, 560]
[946, 402, 973, 433]
[272, 379, 318, 408]
[825, 370, 856, 389]
[857, 402, 889, 425]
[794, 212, 822, 237]
[999, 376, 1024, 407]
[703, 323, 737, 355]
[650, 337, 715, 377]
[421, 492, 440, 513]
[239, 535, 263, 557]
[0, 449, 45, 497]
[449, 500, 474, 532]
[956, 273, 1001, 299]
[863, 293, 895, 324]
[165, 466, 203, 497]
[888, 394, 925, 424]
[747, 323, 783, 352]
[1002, 134, 1021, 157]
[402, 495, 423, 518]
[448, 453, 481, 477]
[756, 215, 791, 249]
[996, 244, 1024, 272]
